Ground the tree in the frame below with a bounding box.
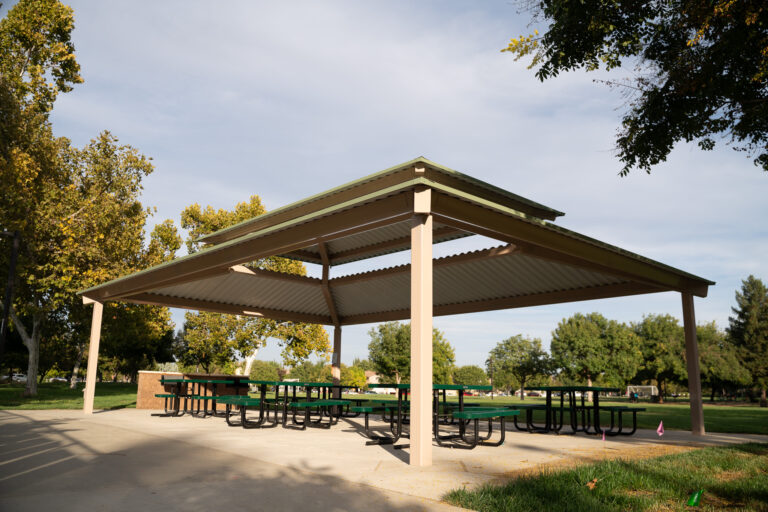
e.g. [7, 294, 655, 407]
[1, 0, 82, 395]
[289, 360, 331, 383]
[452, 365, 488, 387]
[367, 321, 456, 384]
[504, 1, 768, 175]
[432, 330, 456, 384]
[632, 314, 687, 402]
[341, 364, 367, 389]
[1, 2, 178, 394]
[175, 197, 330, 372]
[552, 313, 641, 400]
[368, 322, 410, 384]
[488, 335, 550, 400]
[728, 275, 768, 406]
[697, 321, 751, 402]
[351, 357, 375, 372]
[249, 360, 282, 382]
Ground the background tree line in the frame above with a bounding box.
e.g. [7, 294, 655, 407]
[484, 275, 766, 405]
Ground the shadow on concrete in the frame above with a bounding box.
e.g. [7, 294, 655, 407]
[339, 418, 410, 464]
[0, 411, 452, 511]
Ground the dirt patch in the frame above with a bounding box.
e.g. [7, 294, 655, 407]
[716, 469, 748, 482]
[499, 444, 697, 479]
[625, 489, 654, 497]
[699, 492, 746, 510]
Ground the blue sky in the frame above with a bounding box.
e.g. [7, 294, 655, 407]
[10, 1, 766, 367]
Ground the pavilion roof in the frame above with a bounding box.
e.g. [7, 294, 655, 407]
[79, 157, 713, 325]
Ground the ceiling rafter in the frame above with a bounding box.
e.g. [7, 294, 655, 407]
[318, 242, 340, 326]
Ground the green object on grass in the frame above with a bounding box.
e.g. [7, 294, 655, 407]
[686, 490, 703, 506]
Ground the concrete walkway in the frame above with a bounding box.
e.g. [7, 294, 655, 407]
[1, 409, 766, 511]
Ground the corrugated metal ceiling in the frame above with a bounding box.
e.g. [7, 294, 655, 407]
[131, 246, 633, 323]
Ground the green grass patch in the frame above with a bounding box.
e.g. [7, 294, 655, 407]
[444, 443, 768, 512]
[0, 382, 137, 410]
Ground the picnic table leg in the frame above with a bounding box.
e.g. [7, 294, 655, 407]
[527, 392, 551, 433]
[175, 382, 184, 416]
[618, 410, 639, 435]
[376, 389, 407, 447]
[513, 414, 527, 431]
[555, 392, 563, 433]
[593, 392, 602, 435]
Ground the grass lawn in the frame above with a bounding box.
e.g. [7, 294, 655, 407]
[0, 382, 137, 410]
[444, 442, 768, 512]
[349, 394, 768, 435]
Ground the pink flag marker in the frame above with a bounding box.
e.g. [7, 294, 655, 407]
[602, 431, 606, 442]
[657, 420, 664, 436]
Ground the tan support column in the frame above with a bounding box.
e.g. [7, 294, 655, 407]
[331, 326, 342, 398]
[410, 186, 433, 467]
[83, 300, 104, 415]
[318, 242, 342, 399]
[682, 292, 705, 436]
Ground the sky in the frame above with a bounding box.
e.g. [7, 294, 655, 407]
[8, 1, 766, 367]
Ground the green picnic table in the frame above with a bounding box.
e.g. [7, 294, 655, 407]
[525, 385, 621, 435]
[361, 383, 509, 449]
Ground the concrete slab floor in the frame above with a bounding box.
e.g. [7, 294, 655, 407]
[1, 409, 766, 511]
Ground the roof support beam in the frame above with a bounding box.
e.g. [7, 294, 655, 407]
[276, 249, 324, 265]
[318, 243, 340, 326]
[339, 281, 664, 325]
[229, 265, 322, 286]
[89, 193, 413, 301]
[124, 292, 332, 325]
[430, 193, 710, 297]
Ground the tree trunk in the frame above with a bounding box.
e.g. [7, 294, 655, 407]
[70, 343, 84, 389]
[520, 378, 526, 401]
[761, 388, 767, 408]
[10, 309, 41, 397]
[242, 349, 259, 377]
[710, 386, 715, 403]
[657, 379, 664, 404]
[586, 375, 593, 402]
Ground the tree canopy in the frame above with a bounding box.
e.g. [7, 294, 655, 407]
[728, 275, 768, 405]
[488, 335, 550, 399]
[367, 321, 456, 384]
[697, 321, 751, 401]
[452, 365, 488, 387]
[551, 313, 640, 390]
[504, 0, 768, 175]
[632, 314, 687, 401]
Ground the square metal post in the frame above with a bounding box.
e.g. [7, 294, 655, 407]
[682, 292, 705, 435]
[410, 187, 433, 467]
[83, 301, 103, 415]
[332, 325, 342, 398]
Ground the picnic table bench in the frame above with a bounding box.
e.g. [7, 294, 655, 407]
[446, 408, 520, 449]
[154, 378, 190, 417]
[287, 399, 349, 430]
[599, 406, 646, 436]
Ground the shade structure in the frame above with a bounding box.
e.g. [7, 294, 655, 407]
[79, 157, 714, 464]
